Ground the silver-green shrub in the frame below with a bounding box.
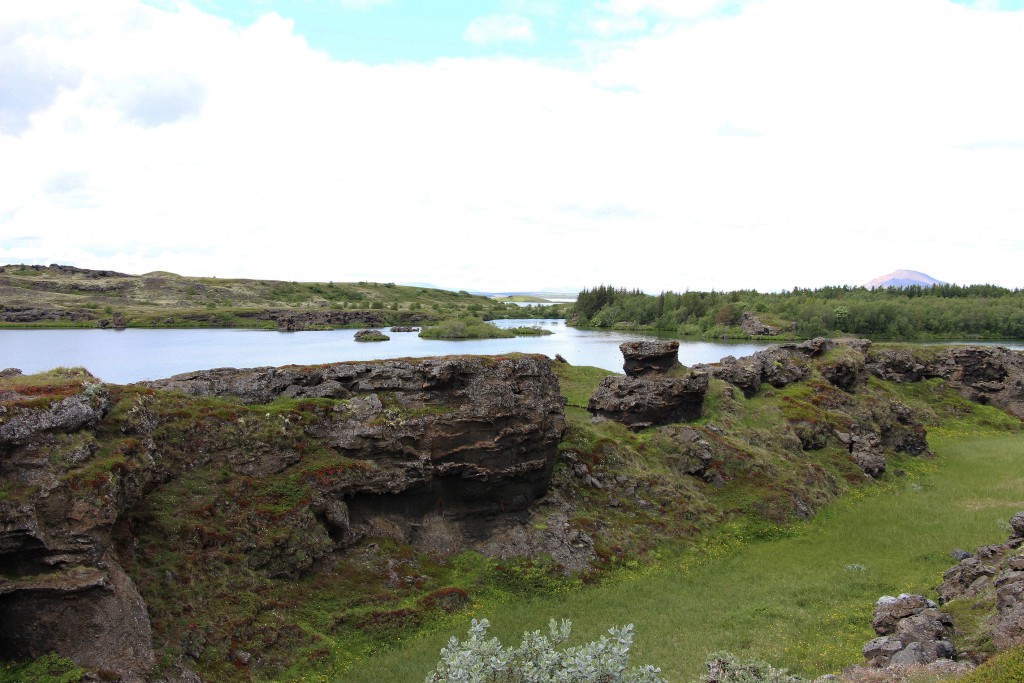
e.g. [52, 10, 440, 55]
[701, 652, 803, 683]
[424, 618, 668, 683]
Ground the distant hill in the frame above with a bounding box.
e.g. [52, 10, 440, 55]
[0, 263, 528, 329]
[864, 270, 946, 289]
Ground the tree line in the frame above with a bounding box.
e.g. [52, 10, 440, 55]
[571, 284, 1024, 339]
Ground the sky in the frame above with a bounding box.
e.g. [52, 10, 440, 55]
[2, 0, 1023, 293]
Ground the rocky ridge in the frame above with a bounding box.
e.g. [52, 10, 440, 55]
[0, 356, 566, 681]
[588, 338, 936, 478]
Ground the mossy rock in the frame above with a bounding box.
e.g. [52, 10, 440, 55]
[354, 330, 390, 342]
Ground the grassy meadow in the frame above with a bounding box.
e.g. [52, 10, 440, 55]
[338, 431, 1024, 683]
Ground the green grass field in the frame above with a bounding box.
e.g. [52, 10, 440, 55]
[337, 431, 1024, 683]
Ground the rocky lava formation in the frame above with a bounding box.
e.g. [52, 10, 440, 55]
[848, 511, 1024, 680]
[868, 345, 1024, 419]
[588, 341, 709, 429]
[0, 356, 565, 681]
[588, 338, 936, 478]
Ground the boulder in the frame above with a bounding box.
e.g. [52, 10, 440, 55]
[938, 556, 998, 602]
[587, 371, 709, 430]
[707, 355, 763, 398]
[1011, 511, 1024, 539]
[739, 312, 782, 336]
[620, 340, 680, 377]
[872, 594, 936, 635]
[863, 595, 956, 668]
[850, 430, 887, 478]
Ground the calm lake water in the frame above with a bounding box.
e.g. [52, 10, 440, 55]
[0, 320, 775, 384]
[3, 321, 1022, 385]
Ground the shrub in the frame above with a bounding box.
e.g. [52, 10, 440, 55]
[423, 618, 667, 683]
[701, 652, 802, 683]
[418, 319, 514, 340]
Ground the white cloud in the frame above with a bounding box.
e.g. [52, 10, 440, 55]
[0, 38, 81, 135]
[463, 14, 536, 45]
[109, 72, 206, 127]
[1, 0, 1023, 292]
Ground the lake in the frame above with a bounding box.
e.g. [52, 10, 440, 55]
[0, 320, 775, 384]
[3, 321, 1022, 385]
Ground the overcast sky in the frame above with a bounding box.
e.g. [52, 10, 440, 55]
[2, 0, 1023, 293]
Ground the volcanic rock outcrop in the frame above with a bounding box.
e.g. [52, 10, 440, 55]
[1, 355, 566, 680]
[868, 345, 1024, 418]
[588, 341, 708, 429]
[854, 510, 1024, 677]
[739, 312, 782, 337]
[693, 337, 870, 398]
[937, 511, 1024, 654]
[620, 340, 681, 377]
[861, 594, 957, 668]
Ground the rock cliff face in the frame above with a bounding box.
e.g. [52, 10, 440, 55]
[0, 375, 156, 681]
[140, 355, 567, 517]
[739, 312, 782, 336]
[867, 345, 1024, 418]
[1, 356, 566, 681]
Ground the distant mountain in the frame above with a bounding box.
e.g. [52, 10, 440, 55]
[864, 270, 946, 289]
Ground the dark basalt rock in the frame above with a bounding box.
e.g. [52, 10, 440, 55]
[692, 339, 856, 397]
[264, 309, 433, 332]
[862, 594, 956, 669]
[2, 355, 566, 680]
[587, 371, 709, 430]
[819, 352, 867, 392]
[620, 340, 681, 377]
[868, 345, 1024, 418]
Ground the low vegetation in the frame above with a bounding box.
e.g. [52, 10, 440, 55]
[418, 318, 555, 340]
[418, 317, 518, 339]
[424, 619, 667, 683]
[0, 653, 84, 683]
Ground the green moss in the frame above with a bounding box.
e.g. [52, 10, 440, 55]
[0, 653, 85, 683]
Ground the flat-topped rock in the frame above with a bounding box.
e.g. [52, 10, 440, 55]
[620, 340, 680, 377]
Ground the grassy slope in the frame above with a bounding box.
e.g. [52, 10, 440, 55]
[342, 431, 1024, 683]
[336, 361, 1024, 683]
[0, 265, 564, 328]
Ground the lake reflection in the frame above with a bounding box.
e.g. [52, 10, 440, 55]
[0, 320, 775, 384]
